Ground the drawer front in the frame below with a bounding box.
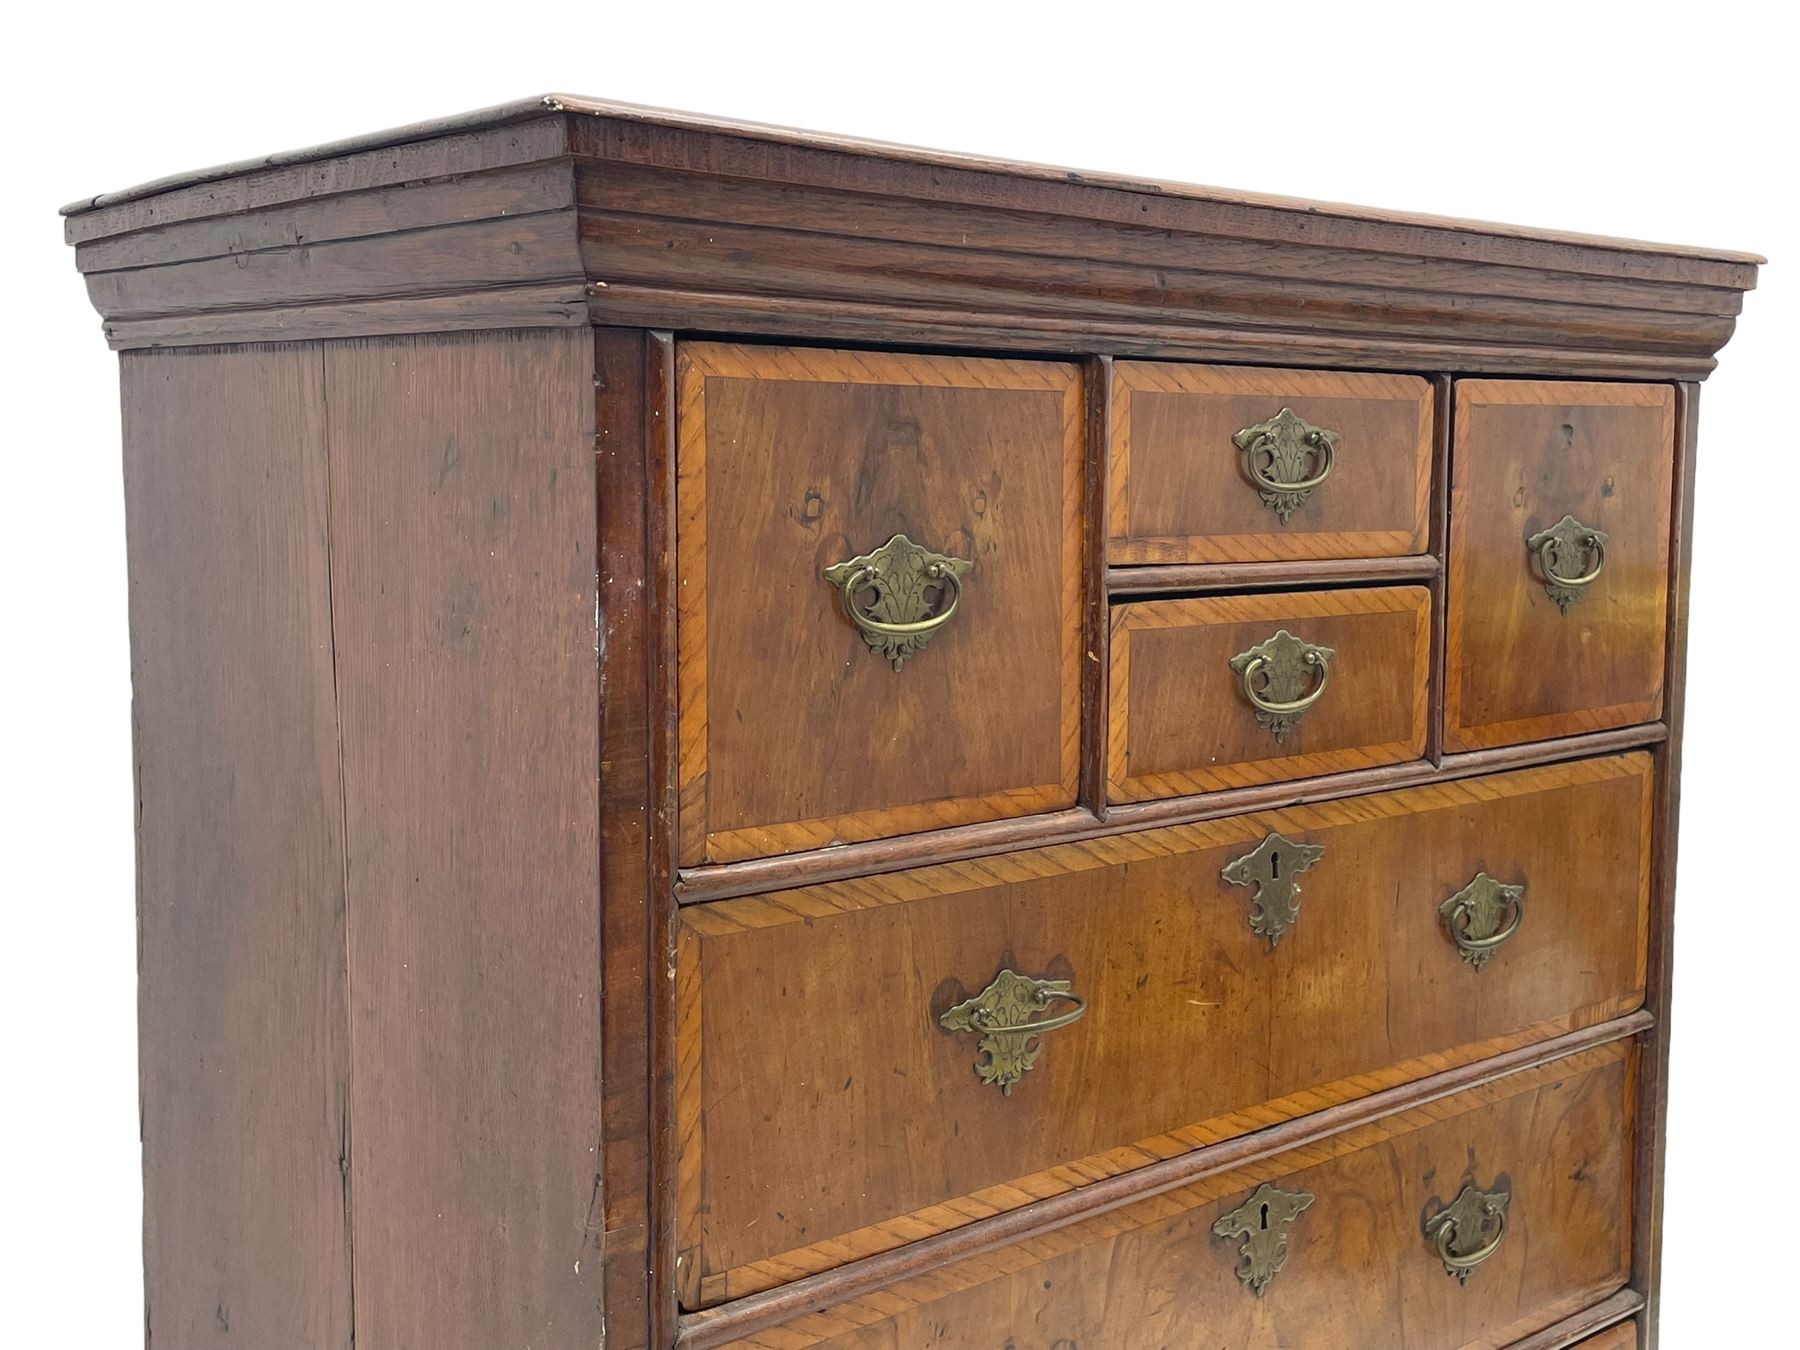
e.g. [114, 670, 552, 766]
[677, 755, 1649, 1304]
[1446, 380, 1674, 752]
[676, 343, 1083, 864]
[1108, 362, 1434, 564]
[722, 1044, 1634, 1348]
[1108, 586, 1430, 801]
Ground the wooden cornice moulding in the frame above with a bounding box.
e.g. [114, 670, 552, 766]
[65, 94, 1761, 371]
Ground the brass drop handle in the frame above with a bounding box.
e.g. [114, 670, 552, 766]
[1424, 1183, 1510, 1283]
[939, 968, 1088, 1095]
[1526, 514, 1609, 613]
[1230, 630, 1336, 743]
[1233, 407, 1341, 523]
[823, 533, 973, 671]
[1438, 872, 1525, 971]
[1239, 651, 1330, 716]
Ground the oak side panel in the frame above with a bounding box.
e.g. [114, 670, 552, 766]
[325, 329, 604, 1348]
[1108, 363, 1433, 563]
[717, 1046, 1632, 1349]
[120, 345, 353, 1347]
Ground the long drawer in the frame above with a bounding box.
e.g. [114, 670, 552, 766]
[719, 1043, 1634, 1348]
[676, 754, 1651, 1305]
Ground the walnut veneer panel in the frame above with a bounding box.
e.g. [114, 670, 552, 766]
[678, 755, 1650, 1304]
[717, 1044, 1634, 1349]
[676, 343, 1082, 864]
[1109, 363, 1434, 563]
[1575, 1324, 1639, 1349]
[1446, 380, 1674, 751]
[1109, 586, 1431, 800]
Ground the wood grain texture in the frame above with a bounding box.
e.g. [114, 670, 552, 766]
[1445, 380, 1674, 751]
[675, 343, 1082, 863]
[324, 329, 604, 1349]
[678, 755, 1650, 1303]
[710, 1043, 1633, 1349]
[1108, 363, 1433, 563]
[1573, 1323, 1638, 1350]
[1632, 383, 1702, 1349]
[1109, 587, 1431, 801]
[121, 345, 352, 1348]
[63, 99, 1759, 375]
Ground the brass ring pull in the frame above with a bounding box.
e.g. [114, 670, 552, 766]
[1424, 1183, 1511, 1284]
[1526, 514, 1609, 613]
[834, 560, 963, 637]
[1230, 630, 1336, 743]
[1233, 408, 1342, 523]
[1239, 652, 1330, 716]
[1248, 435, 1334, 493]
[823, 533, 973, 671]
[1438, 872, 1525, 971]
[939, 969, 1088, 1095]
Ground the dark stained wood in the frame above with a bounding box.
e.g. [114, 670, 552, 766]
[1108, 363, 1434, 564]
[1080, 355, 1111, 815]
[1445, 380, 1675, 751]
[676, 722, 1668, 906]
[121, 345, 353, 1348]
[678, 756, 1650, 1302]
[591, 328, 658, 1348]
[1428, 373, 1455, 764]
[702, 1044, 1634, 1348]
[324, 329, 604, 1349]
[676, 343, 1082, 864]
[64, 99, 1759, 376]
[1107, 553, 1439, 594]
[1109, 587, 1431, 800]
[1632, 383, 1702, 1350]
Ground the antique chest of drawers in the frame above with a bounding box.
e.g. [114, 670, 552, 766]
[62, 96, 1760, 1349]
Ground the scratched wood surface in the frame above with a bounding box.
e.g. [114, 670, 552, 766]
[121, 345, 353, 1347]
[675, 343, 1083, 864]
[715, 1043, 1632, 1348]
[1109, 586, 1432, 801]
[1445, 380, 1674, 752]
[1108, 362, 1434, 563]
[677, 754, 1650, 1304]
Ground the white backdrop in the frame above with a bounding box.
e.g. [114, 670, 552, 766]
[5, 2, 1791, 1343]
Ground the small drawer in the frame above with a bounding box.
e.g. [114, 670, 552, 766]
[677, 754, 1650, 1306]
[675, 343, 1083, 865]
[1107, 586, 1430, 802]
[1108, 362, 1434, 564]
[712, 1043, 1634, 1348]
[1446, 379, 1675, 752]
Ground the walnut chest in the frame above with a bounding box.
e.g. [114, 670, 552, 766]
[62, 95, 1761, 1349]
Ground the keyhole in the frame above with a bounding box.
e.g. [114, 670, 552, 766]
[1270, 852, 1281, 879]
[1559, 424, 1575, 450]
[1259, 1203, 1271, 1231]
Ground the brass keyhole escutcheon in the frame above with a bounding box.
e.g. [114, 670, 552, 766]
[1214, 1182, 1315, 1296]
[1221, 832, 1326, 948]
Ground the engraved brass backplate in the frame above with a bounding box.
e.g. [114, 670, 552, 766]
[1213, 1182, 1315, 1296]
[1221, 832, 1327, 948]
[1424, 1181, 1510, 1283]
[823, 533, 972, 670]
[1526, 513, 1609, 613]
[938, 968, 1088, 1095]
[1232, 407, 1340, 522]
[1438, 872, 1525, 970]
[1230, 630, 1335, 742]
